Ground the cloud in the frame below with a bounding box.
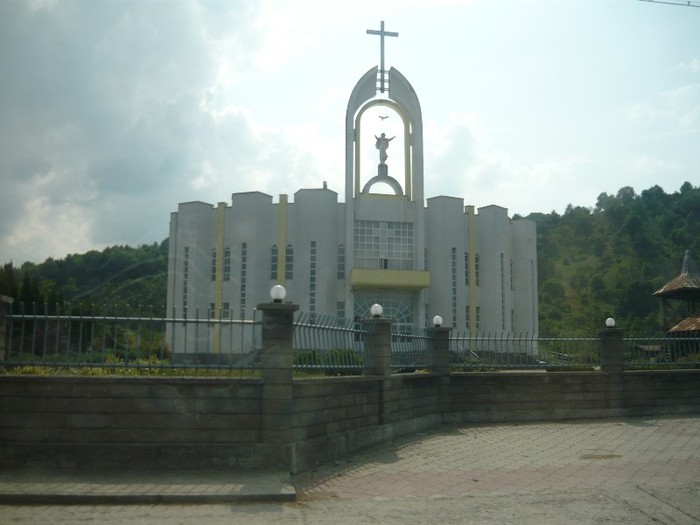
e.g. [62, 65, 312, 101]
[626, 155, 684, 179]
[626, 83, 700, 130]
[1, 0, 697, 264]
[424, 116, 593, 216]
[675, 59, 700, 73]
[0, 1, 278, 263]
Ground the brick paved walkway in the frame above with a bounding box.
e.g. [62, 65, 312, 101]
[2, 416, 699, 524]
[295, 416, 700, 500]
[0, 469, 294, 505]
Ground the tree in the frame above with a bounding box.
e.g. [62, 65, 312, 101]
[0, 262, 19, 301]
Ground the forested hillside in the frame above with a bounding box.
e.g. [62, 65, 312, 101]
[1, 182, 698, 333]
[0, 241, 169, 316]
[529, 182, 699, 334]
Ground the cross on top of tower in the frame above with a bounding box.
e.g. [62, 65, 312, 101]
[366, 21, 398, 93]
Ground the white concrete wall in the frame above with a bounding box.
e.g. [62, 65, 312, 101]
[166, 190, 538, 356]
[511, 218, 539, 334]
[476, 205, 511, 333]
[227, 192, 276, 319]
[288, 188, 341, 315]
[425, 196, 466, 328]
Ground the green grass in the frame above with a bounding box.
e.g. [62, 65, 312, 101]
[1, 352, 261, 377]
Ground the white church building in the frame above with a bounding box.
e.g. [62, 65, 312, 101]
[166, 23, 538, 360]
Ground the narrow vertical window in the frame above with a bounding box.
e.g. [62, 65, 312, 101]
[285, 244, 294, 280]
[270, 245, 278, 280]
[476, 306, 481, 330]
[475, 254, 480, 286]
[510, 258, 514, 291]
[208, 303, 230, 319]
[464, 251, 469, 286]
[451, 247, 457, 328]
[210, 248, 217, 281]
[500, 253, 506, 330]
[337, 244, 345, 279]
[240, 242, 247, 318]
[309, 241, 317, 317]
[465, 305, 470, 330]
[183, 247, 189, 318]
[223, 247, 231, 281]
[337, 301, 345, 322]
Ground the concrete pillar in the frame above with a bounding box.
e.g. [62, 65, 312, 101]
[600, 326, 625, 411]
[258, 301, 298, 445]
[364, 317, 393, 378]
[430, 327, 452, 375]
[0, 295, 13, 367]
[600, 327, 624, 374]
[363, 317, 393, 425]
[429, 326, 452, 418]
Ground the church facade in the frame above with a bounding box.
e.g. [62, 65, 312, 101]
[166, 31, 538, 360]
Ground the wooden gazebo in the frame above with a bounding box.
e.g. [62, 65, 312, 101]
[653, 250, 700, 332]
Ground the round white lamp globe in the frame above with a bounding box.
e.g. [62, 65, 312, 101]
[433, 315, 443, 327]
[370, 303, 383, 318]
[605, 317, 615, 328]
[270, 284, 287, 303]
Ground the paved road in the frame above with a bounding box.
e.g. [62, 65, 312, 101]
[3, 415, 700, 524]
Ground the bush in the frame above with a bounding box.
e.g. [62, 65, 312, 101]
[293, 348, 363, 376]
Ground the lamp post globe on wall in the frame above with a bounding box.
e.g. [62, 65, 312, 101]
[370, 303, 383, 318]
[270, 285, 287, 303]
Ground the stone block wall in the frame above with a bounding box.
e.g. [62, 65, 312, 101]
[2, 302, 700, 474]
[293, 377, 381, 442]
[449, 372, 624, 423]
[447, 370, 700, 423]
[389, 374, 441, 421]
[623, 370, 700, 416]
[289, 374, 443, 472]
[0, 376, 278, 470]
[2, 369, 700, 473]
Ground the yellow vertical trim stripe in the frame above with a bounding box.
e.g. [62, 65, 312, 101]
[213, 202, 226, 353]
[466, 206, 478, 334]
[277, 195, 288, 284]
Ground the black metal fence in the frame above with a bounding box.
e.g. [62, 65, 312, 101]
[449, 332, 601, 370]
[391, 327, 434, 372]
[292, 313, 366, 373]
[2, 304, 699, 374]
[1, 304, 260, 373]
[623, 334, 700, 368]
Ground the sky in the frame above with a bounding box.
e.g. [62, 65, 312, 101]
[1, 0, 699, 265]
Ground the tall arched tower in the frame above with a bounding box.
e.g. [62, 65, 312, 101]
[343, 24, 429, 330]
[345, 67, 425, 203]
[166, 21, 538, 361]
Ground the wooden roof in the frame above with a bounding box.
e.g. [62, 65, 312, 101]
[653, 250, 700, 298]
[669, 315, 700, 333]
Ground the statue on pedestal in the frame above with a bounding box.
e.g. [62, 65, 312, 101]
[375, 133, 395, 165]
